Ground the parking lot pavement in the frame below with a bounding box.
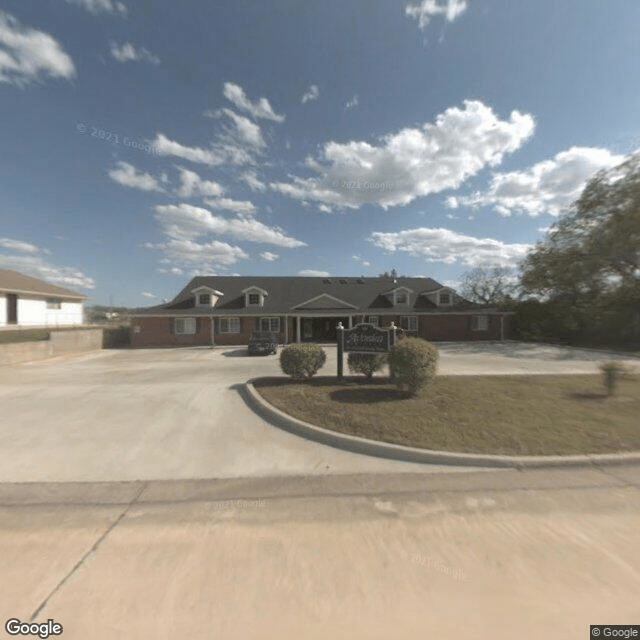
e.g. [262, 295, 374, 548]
[1, 342, 637, 484]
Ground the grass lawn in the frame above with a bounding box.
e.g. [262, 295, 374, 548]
[253, 374, 640, 456]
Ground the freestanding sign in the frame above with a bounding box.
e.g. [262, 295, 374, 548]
[336, 322, 396, 380]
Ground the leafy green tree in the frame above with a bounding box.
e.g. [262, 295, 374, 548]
[518, 153, 640, 343]
[521, 154, 640, 299]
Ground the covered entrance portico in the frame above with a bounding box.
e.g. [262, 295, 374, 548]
[290, 315, 354, 343]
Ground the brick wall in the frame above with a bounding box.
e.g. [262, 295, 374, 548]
[130, 316, 212, 348]
[130, 316, 288, 348]
[130, 313, 509, 347]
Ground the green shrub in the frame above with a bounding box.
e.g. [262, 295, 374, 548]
[279, 343, 327, 381]
[599, 361, 632, 396]
[347, 352, 387, 380]
[388, 338, 438, 395]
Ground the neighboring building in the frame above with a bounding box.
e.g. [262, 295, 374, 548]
[130, 276, 511, 348]
[0, 269, 86, 327]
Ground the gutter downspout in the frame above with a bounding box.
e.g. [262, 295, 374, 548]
[210, 316, 215, 348]
[500, 314, 504, 341]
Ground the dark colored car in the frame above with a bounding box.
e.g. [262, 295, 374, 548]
[247, 331, 278, 356]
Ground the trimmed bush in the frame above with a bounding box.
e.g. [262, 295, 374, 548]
[347, 352, 387, 380]
[279, 343, 327, 381]
[388, 337, 438, 395]
[599, 361, 632, 396]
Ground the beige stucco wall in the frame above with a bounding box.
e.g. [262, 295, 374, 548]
[0, 328, 103, 366]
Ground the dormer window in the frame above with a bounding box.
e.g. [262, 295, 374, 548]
[439, 293, 451, 305]
[396, 292, 407, 304]
[192, 286, 222, 307]
[242, 286, 268, 307]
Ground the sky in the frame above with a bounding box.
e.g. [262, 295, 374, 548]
[1, 0, 640, 306]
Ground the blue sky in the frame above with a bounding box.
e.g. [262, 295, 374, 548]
[1, 0, 639, 306]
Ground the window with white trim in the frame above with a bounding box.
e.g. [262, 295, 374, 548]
[198, 293, 211, 305]
[175, 318, 196, 335]
[219, 317, 240, 333]
[439, 293, 451, 305]
[260, 317, 280, 332]
[395, 292, 408, 305]
[366, 315, 379, 326]
[248, 293, 260, 305]
[471, 315, 489, 331]
[399, 316, 418, 331]
[46, 299, 62, 309]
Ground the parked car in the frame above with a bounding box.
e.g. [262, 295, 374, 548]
[247, 330, 278, 356]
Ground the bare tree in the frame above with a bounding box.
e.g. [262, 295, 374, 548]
[460, 266, 517, 305]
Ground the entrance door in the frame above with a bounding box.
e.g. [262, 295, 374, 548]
[7, 293, 17, 324]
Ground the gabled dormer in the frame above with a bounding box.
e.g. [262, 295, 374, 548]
[192, 285, 223, 308]
[242, 285, 268, 308]
[385, 286, 413, 307]
[420, 286, 455, 308]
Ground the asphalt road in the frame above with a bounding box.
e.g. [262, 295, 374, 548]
[1, 466, 639, 640]
[1, 343, 638, 483]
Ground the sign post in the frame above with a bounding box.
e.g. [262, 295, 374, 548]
[336, 322, 396, 381]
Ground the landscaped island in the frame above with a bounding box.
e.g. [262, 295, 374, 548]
[253, 374, 640, 456]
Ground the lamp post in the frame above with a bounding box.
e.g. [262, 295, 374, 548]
[336, 321, 344, 381]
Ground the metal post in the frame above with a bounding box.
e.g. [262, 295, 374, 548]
[296, 316, 301, 343]
[337, 322, 344, 381]
[389, 322, 396, 382]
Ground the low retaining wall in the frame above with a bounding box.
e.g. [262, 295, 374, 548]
[0, 328, 103, 366]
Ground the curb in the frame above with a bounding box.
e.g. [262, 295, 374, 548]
[244, 380, 640, 470]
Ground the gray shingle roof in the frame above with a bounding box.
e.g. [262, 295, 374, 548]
[0, 269, 87, 300]
[134, 275, 481, 316]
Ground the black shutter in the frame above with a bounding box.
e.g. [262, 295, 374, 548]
[169, 318, 174, 334]
[239, 317, 243, 334]
[195, 318, 200, 333]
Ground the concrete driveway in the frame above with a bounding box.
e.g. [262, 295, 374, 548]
[0, 347, 451, 483]
[1, 342, 638, 483]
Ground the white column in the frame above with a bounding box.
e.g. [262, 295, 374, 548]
[296, 316, 301, 343]
[348, 316, 353, 328]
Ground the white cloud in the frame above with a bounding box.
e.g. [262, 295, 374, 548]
[0, 238, 40, 253]
[108, 161, 166, 192]
[141, 291, 156, 298]
[271, 100, 534, 210]
[65, 0, 127, 16]
[146, 238, 248, 270]
[0, 11, 76, 87]
[149, 133, 224, 166]
[239, 171, 266, 192]
[298, 269, 330, 277]
[175, 167, 224, 198]
[301, 84, 320, 104]
[0, 252, 94, 289]
[405, 0, 468, 30]
[219, 109, 265, 148]
[109, 41, 160, 64]
[345, 95, 359, 110]
[154, 203, 306, 248]
[203, 198, 257, 216]
[260, 251, 279, 262]
[352, 255, 371, 267]
[222, 82, 285, 122]
[370, 227, 532, 268]
[449, 146, 625, 217]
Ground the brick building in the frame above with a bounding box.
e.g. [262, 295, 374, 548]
[130, 276, 511, 347]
